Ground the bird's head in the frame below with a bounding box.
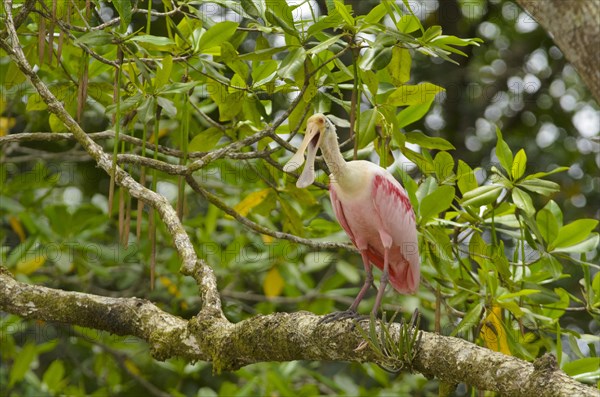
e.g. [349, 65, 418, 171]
[283, 113, 334, 188]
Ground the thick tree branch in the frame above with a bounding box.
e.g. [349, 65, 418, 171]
[0, 267, 207, 362]
[516, 0, 600, 103]
[0, 267, 596, 397]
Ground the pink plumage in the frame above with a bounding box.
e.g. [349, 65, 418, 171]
[330, 170, 420, 294]
[284, 113, 420, 319]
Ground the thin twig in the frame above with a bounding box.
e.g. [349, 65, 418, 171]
[186, 174, 354, 252]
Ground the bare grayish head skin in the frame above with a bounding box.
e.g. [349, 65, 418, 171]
[283, 113, 332, 188]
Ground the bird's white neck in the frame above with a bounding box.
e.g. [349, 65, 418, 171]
[320, 127, 347, 179]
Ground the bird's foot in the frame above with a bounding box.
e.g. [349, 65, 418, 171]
[318, 310, 370, 325]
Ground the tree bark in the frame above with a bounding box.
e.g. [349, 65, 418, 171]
[516, 0, 600, 103]
[1, 267, 597, 397]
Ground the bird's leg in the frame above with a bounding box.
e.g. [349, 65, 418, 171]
[349, 251, 374, 312]
[372, 246, 390, 317]
[319, 251, 373, 324]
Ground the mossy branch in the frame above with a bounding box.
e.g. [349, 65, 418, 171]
[0, 267, 596, 396]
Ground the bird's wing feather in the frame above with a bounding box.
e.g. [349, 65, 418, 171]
[371, 173, 420, 293]
[330, 184, 356, 245]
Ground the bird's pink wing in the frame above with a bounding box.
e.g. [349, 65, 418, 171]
[371, 174, 420, 293]
[329, 184, 356, 245]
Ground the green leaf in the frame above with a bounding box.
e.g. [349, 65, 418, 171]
[220, 91, 244, 121]
[423, 226, 453, 262]
[401, 147, 434, 176]
[493, 242, 511, 279]
[537, 208, 559, 245]
[540, 254, 563, 281]
[395, 167, 419, 212]
[419, 185, 455, 225]
[387, 83, 445, 106]
[158, 81, 199, 95]
[334, 0, 355, 27]
[197, 21, 239, 51]
[189, 127, 223, 152]
[155, 55, 172, 89]
[397, 98, 434, 129]
[433, 151, 455, 184]
[461, 185, 503, 207]
[9, 342, 36, 387]
[363, 3, 387, 24]
[525, 166, 569, 180]
[428, 36, 482, 58]
[372, 47, 393, 70]
[357, 108, 378, 148]
[49, 113, 63, 132]
[593, 272, 600, 305]
[451, 302, 484, 337]
[221, 41, 249, 79]
[42, 360, 66, 393]
[551, 233, 599, 254]
[495, 127, 513, 174]
[541, 287, 570, 319]
[361, 69, 379, 99]
[26, 93, 47, 111]
[388, 47, 411, 86]
[396, 15, 421, 34]
[431, 35, 483, 47]
[360, 47, 393, 70]
[518, 178, 560, 196]
[306, 13, 345, 37]
[156, 96, 177, 117]
[562, 357, 600, 381]
[421, 25, 442, 42]
[206, 80, 226, 106]
[457, 160, 478, 195]
[278, 47, 306, 80]
[130, 35, 175, 51]
[469, 232, 488, 267]
[416, 176, 438, 203]
[239, 45, 290, 61]
[175, 16, 200, 49]
[113, 0, 132, 31]
[306, 33, 344, 55]
[75, 31, 114, 46]
[550, 219, 599, 251]
[497, 289, 540, 301]
[265, 0, 297, 36]
[497, 300, 524, 319]
[511, 149, 526, 180]
[512, 188, 535, 215]
[280, 199, 304, 236]
[405, 131, 455, 150]
[252, 60, 278, 87]
[241, 0, 262, 19]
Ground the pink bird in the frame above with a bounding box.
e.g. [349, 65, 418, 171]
[284, 113, 420, 320]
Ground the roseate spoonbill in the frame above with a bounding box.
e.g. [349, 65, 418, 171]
[284, 113, 420, 321]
